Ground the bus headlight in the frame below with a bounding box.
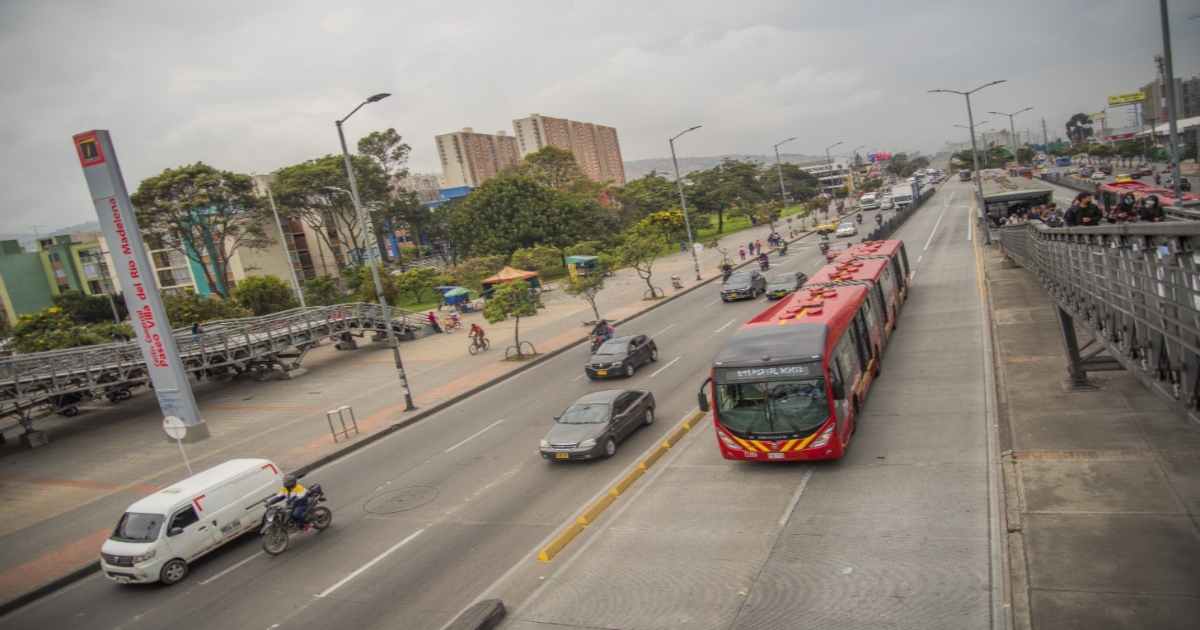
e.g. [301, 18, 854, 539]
[716, 429, 744, 450]
[811, 425, 836, 449]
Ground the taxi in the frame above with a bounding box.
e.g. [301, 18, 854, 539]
[1114, 174, 1133, 183]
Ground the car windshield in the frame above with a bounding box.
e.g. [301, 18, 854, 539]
[559, 403, 611, 424]
[111, 512, 165, 542]
[726, 273, 752, 284]
[594, 342, 628, 355]
[715, 377, 829, 437]
[768, 274, 795, 285]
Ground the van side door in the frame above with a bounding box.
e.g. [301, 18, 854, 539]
[164, 504, 216, 562]
[194, 486, 243, 544]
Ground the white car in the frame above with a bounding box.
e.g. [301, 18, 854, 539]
[1090, 172, 1105, 181]
[836, 222, 858, 238]
[881, 196, 895, 210]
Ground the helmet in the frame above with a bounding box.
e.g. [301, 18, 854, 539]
[597, 319, 607, 325]
[283, 474, 297, 489]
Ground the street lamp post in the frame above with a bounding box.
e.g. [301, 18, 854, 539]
[954, 121, 990, 169]
[930, 80, 1006, 236]
[989, 107, 1032, 165]
[849, 144, 866, 196]
[1159, 0, 1183, 208]
[336, 93, 416, 412]
[261, 180, 307, 308]
[773, 137, 797, 204]
[669, 126, 703, 281]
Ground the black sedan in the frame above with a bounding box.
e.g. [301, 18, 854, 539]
[765, 272, 808, 300]
[540, 389, 656, 460]
[586, 334, 658, 379]
[720, 271, 766, 301]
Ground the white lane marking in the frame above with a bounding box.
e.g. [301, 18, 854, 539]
[315, 529, 425, 598]
[444, 418, 506, 453]
[704, 298, 720, 308]
[651, 323, 676, 338]
[571, 374, 585, 382]
[650, 357, 681, 377]
[199, 551, 263, 585]
[778, 466, 817, 527]
[923, 202, 951, 251]
[715, 318, 738, 333]
[917, 255, 923, 263]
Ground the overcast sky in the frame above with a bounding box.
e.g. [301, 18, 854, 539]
[2, 0, 1197, 234]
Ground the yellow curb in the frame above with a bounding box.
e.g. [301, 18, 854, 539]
[610, 467, 643, 495]
[639, 445, 668, 470]
[537, 523, 584, 562]
[576, 493, 617, 525]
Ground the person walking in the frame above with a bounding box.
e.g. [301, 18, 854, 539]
[1139, 194, 1164, 223]
[1064, 192, 1102, 227]
[427, 311, 444, 334]
[738, 247, 746, 261]
[1108, 192, 1139, 224]
[679, 240, 687, 253]
[754, 240, 762, 256]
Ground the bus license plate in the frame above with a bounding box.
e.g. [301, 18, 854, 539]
[768, 453, 785, 459]
[556, 453, 570, 459]
[596, 370, 607, 376]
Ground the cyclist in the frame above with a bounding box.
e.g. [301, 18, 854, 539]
[469, 323, 486, 346]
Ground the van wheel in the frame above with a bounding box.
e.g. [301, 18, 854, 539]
[159, 558, 188, 585]
[310, 506, 333, 531]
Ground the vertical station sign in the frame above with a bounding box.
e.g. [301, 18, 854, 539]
[73, 131, 209, 441]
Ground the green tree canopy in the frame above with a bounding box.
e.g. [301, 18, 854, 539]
[231, 275, 298, 316]
[303, 274, 342, 306]
[131, 162, 270, 298]
[617, 232, 665, 297]
[508, 146, 590, 191]
[1065, 114, 1094, 145]
[393, 266, 439, 304]
[612, 171, 680, 230]
[759, 162, 819, 203]
[161, 290, 248, 328]
[51, 289, 125, 325]
[686, 159, 766, 233]
[561, 265, 609, 321]
[9, 307, 133, 353]
[483, 279, 544, 356]
[357, 128, 411, 181]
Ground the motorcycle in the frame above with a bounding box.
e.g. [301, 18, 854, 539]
[758, 257, 770, 271]
[721, 266, 733, 281]
[778, 242, 788, 256]
[590, 333, 607, 353]
[875, 213, 883, 226]
[261, 484, 332, 555]
[856, 214, 863, 224]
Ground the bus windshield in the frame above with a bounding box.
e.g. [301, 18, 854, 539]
[715, 378, 829, 438]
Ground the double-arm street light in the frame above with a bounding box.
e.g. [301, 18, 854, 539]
[773, 137, 797, 204]
[824, 141, 843, 197]
[336, 92, 416, 412]
[989, 107, 1033, 164]
[930, 80, 1006, 227]
[669, 126, 703, 281]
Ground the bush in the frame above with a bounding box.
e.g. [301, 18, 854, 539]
[303, 274, 342, 306]
[232, 275, 298, 316]
[161, 289, 248, 327]
[9, 307, 134, 353]
[445, 255, 506, 289]
[510, 244, 562, 271]
[51, 290, 126, 324]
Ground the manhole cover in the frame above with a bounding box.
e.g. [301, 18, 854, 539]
[364, 487, 438, 514]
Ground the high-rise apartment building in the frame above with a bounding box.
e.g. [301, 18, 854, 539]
[512, 114, 626, 185]
[1142, 76, 1200, 126]
[435, 128, 521, 188]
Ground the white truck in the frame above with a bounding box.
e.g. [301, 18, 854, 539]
[890, 182, 918, 209]
[859, 193, 879, 211]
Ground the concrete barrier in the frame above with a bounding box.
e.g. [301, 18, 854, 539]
[537, 523, 584, 562]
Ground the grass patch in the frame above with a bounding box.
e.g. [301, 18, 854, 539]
[504, 352, 541, 362]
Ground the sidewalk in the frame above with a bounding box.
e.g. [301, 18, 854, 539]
[0, 212, 833, 613]
[984, 242, 1200, 629]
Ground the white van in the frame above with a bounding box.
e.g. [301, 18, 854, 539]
[100, 459, 282, 585]
[860, 193, 879, 211]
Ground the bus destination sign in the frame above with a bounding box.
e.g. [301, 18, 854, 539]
[717, 364, 815, 382]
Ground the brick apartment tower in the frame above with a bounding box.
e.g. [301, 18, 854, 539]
[435, 128, 521, 188]
[512, 114, 627, 186]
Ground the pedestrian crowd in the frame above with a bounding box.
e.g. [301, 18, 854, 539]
[994, 192, 1164, 228]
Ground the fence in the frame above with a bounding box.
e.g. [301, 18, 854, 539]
[996, 221, 1200, 435]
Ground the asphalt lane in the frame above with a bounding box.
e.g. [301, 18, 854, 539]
[0, 218, 837, 629]
[502, 178, 1001, 629]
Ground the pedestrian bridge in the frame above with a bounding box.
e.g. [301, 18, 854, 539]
[0, 303, 427, 434]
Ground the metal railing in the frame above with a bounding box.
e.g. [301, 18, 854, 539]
[997, 222, 1200, 434]
[0, 303, 427, 430]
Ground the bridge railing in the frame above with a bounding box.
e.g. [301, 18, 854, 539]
[996, 221, 1200, 434]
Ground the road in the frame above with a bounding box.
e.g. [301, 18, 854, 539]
[0, 206, 844, 629]
[500, 177, 1001, 629]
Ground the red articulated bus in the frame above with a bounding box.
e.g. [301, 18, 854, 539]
[1096, 181, 1200, 215]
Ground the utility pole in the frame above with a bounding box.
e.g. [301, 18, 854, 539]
[1159, 0, 1183, 207]
[1041, 118, 1049, 148]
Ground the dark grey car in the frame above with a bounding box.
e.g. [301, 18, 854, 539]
[540, 389, 656, 460]
[586, 334, 658, 379]
[765, 271, 808, 300]
[720, 271, 766, 301]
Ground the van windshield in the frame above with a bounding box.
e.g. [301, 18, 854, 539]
[111, 512, 165, 543]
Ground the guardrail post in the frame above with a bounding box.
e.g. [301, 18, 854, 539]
[1056, 306, 1094, 390]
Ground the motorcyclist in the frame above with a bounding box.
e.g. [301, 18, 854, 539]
[757, 252, 769, 270]
[720, 261, 733, 281]
[778, 240, 788, 256]
[856, 213, 863, 224]
[592, 319, 614, 342]
[267, 475, 310, 532]
[875, 212, 883, 225]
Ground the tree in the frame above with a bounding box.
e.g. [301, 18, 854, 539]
[353, 264, 398, 305]
[483, 279, 544, 357]
[687, 159, 766, 233]
[617, 232, 664, 297]
[1016, 147, 1035, 166]
[131, 163, 271, 298]
[271, 154, 391, 271]
[510, 244, 563, 271]
[631, 210, 689, 245]
[445, 255, 507, 289]
[357, 128, 411, 181]
[508, 146, 590, 191]
[611, 171, 680, 230]
[561, 265, 609, 321]
[394, 266, 439, 304]
[446, 175, 614, 257]
[231, 275, 298, 316]
[161, 289, 248, 327]
[379, 190, 433, 271]
[758, 162, 819, 203]
[303, 274, 342, 306]
[1065, 114, 1094, 146]
[51, 290, 126, 325]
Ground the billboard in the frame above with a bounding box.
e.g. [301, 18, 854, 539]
[1108, 92, 1145, 106]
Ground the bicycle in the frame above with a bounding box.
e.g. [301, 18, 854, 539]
[442, 318, 463, 332]
[468, 336, 491, 355]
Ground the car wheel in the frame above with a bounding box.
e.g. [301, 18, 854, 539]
[649, 347, 658, 362]
[603, 437, 617, 458]
[624, 363, 636, 378]
[643, 407, 654, 426]
[159, 558, 189, 586]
